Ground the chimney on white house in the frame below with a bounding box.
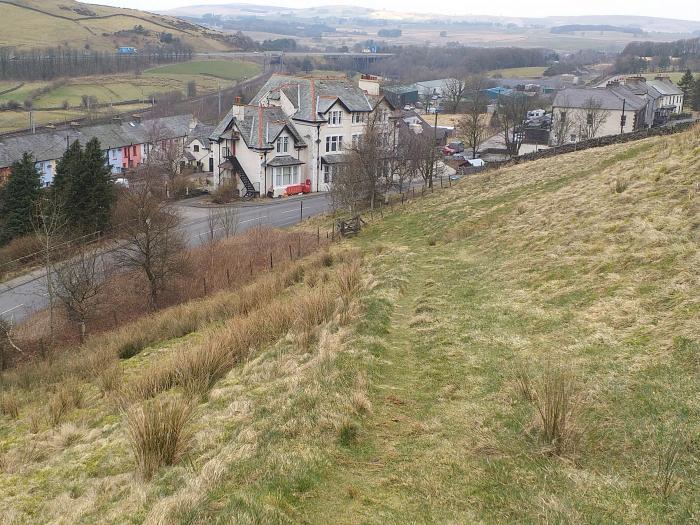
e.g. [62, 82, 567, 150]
[232, 96, 245, 121]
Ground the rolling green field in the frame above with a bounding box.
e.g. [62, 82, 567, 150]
[144, 60, 260, 81]
[0, 59, 259, 133]
[488, 66, 548, 78]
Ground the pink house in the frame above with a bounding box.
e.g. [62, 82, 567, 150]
[121, 143, 142, 170]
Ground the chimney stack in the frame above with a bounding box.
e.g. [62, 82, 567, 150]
[232, 96, 245, 121]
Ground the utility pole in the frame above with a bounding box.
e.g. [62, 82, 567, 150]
[218, 84, 221, 118]
[620, 98, 627, 135]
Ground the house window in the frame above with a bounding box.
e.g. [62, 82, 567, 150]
[323, 164, 337, 183]
[351, 133, 363, 148]
[325, 135, 343, 153]
[276, 136, 289, 153]
[329, 110, 342, 126]
[352, 113, 365, 124]
[274, 165, 299, 186]
[132, 145, 137, 155]
[193, 144, 200, 152]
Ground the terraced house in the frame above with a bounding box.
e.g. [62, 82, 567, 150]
[210, 74, 394, 198]
[0, 115, 202, 186]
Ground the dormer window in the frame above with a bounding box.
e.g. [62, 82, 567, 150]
[276, 136, 289, 153]
[329, 110, 342, 126]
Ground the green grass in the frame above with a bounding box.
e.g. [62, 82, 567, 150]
[488, 66, 548, 78]
[1, 128, 699, 522]
[144, 60, 260, 82]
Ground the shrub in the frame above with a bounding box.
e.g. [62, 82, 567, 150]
[212, 180, 237, 204]
[124, 395, 194, 480]
[338, 418, 359, 447]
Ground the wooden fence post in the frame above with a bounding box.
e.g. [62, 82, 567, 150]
[270, 253, 273, 270]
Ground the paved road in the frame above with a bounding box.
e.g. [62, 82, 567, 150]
[0, 193, 330, 324]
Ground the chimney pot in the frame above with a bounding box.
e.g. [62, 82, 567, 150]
[234, 96, 242, 105]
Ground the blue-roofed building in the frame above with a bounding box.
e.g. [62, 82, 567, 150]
[482, 87, 514, 101]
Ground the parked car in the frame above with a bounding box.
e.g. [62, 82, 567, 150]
[442, 140, 464, 155]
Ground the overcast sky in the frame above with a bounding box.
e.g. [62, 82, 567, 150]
[95, 1, 700, 21]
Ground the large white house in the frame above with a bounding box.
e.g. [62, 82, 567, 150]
[551, 84, 648, 144]
[210, 74, 395, 198]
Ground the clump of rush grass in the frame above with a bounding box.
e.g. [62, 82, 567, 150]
[124, 394, 194, 480]
[613, 177, 629, 194]
[0, 389, 20, 419]
[512, 363, 535, 402]
[335, 259, 363, 324]
[293, 287, 336, 349]
[46, 378, 84, 427]
[338, 418, 360, 447]
[532, 366, 581, 457]
[656, 432, 685, 501]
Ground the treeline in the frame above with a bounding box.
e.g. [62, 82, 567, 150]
[551, 25, 644, 35]
[616, 37, 700, 73]
[364, 45, 551, 82]
[0, 44, 194, 81]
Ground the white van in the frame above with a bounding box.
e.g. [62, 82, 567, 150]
[527, 109, 545, 119]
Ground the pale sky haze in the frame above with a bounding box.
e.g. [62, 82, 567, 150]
[94, 0, 700, 22]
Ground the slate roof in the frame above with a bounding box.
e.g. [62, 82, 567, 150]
[383, 84, 419, 95]
[553, 86, 646, 111]
[0, 115, 196, 168]
[210, 104, 306, 151]
[646, 78, 683, 96]
[267, 155, 304, 167]
[251, 75, 375, 123]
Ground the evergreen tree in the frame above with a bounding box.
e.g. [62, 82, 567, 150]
[0, 153, 41, 244]
[82, 138, 115, 234]
[677, 69, 695, 111]
[53, 139, 115, 234]
[694, 74, 700, 111]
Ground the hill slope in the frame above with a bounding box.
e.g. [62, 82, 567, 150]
[0, 129, 699, 522]
[0, 0, 232, 51]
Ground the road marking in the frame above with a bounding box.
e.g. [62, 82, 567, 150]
[0, 304, 24, 316]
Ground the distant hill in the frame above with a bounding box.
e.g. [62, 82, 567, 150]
[163, 4, 700, 34]
[0, 0, 233, 52]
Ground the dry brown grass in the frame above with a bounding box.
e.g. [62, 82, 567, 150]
[0, 388, 20, 418]
[124, 394, 194, 480]
[7, 227, 327, 365]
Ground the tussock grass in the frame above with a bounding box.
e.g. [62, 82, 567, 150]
[532, 366, 581, 456]
[0, 389, 20, 418]
[124, 394, 194, 480]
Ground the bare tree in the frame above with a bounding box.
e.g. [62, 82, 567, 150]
[0, 318, 24, 370]
[144, 122, 186, 188]
[53, 245, 103, 342]
[575, 97, 610, 140]
[442, 78, 467, 114]
[32, 194, 66, 346]
[406, 130, 440, 189]
[331, 112, 392, 213]
[112, 167, 186, 310]
[495, 93, 537, 157]
[216, 206, 239, 239]
[551, 106, 575, 146]
[457, 76, 490, 159]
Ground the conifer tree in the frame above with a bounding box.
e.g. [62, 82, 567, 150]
[0, 152, 41, 244]
[677, 69, 695, 111]
[82, 138, 115, 234]
[694, 74, 700, 111]
[53, 139, 115, 234]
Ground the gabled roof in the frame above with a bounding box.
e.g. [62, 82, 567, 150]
[0, 115, 196, 168]
[553, 86, 646, 112]
[210, 104, 306, 151]
[251, 75, 375, 123]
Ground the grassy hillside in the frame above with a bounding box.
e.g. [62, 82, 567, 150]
[1, 129, 699, 522]
[0, 0, 231, 51]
